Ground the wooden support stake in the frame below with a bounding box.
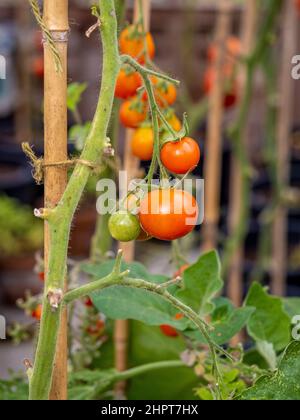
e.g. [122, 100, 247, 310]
[202, 0, 232, 252]
[272, 1, 296, 296]
[227, 0, 257, 345]
[114, 0, 151, 391]
[43, 0, 69, 401]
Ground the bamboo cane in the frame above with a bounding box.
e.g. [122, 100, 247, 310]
[15, 0, 32, 143]
[227, 0, 257, 345]
[114, 0, 151, 391]
[272, 1, 296, 296]
[43, 0, 69, 401]
[202, 0, 232, 252]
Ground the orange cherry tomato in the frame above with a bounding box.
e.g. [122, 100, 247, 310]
[174, 264, 189, 278]
[120, 99, 147, 128]
[203, 66, 238, 108]
[31, 304, 42, 321]
[131, 127, 154, 160]
[143, 77, 177, 107]
[167, 113, 182, 131]
[119, 25, 155, 64]
[207, 36, 241, 63]
[139, 189, 199, 241]
[87, 319, 105, 336]
[115, 69, 142, 100]
[160, 137, 200, 175]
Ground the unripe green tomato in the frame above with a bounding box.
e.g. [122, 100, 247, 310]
[109, 211, 141, 242]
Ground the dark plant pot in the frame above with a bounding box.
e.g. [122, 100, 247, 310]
[0, 142, 42, 204]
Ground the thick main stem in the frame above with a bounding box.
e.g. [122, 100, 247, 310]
[43, 0, 69, 401]
[29, 0, 120, 400]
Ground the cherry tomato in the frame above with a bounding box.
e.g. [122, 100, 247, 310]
[203, 66, 237, 108]
[87, 319, 105, 336]
[160, 137, 200, 175]
[174, 264, 189, 278]
[120, 99, 147, 128]
[119, 25, 155, 64]
[32, 56, 44, 79]
[139, 189, 199, 241]
[115, 68, 142, 100]
[31, 304, 42, 321]
[207, 36, 241, 63]
[84, 297, 94, 307]
[160, 312, 184, 337]
[143, 77, 177, 107]
[131, 127, 154, 160]
[38, 271, 45, 282]
[167, 113, 182, 131]
[109, 211, 141, 242]
[160, 324, 179, 337]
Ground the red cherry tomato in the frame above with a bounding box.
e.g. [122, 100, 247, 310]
[119, 25, 155, 64]
[120, 99, 147, 128]
[115, 69, 142, 100]
[85, 297, 94, 307]
[31, 304, 42, 321]
[160, 137, 200, 174]
[38, 272, 45, 282]
[32, 56, 44, 79]
[139, 189, 199, 241]
[160, 324, 179, 337]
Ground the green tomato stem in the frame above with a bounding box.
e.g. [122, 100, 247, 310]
[29, 0, 120, 400]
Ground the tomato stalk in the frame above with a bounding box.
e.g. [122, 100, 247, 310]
[222, 0, 283, 276]
[120, 54, 181, 182]
[28, 0, 120, 400]
[63, 249, 233, 395]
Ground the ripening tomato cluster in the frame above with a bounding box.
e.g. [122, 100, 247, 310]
[109, 188, 199, 243]
[203, 36, 241, 108]
[109, 23, 202, 243]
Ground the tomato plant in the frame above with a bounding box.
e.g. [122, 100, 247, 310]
[139, 189, 199, 241]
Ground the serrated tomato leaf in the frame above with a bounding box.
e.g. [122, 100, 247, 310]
[175, 250, 223, 315]
[245, 282, 291, 351]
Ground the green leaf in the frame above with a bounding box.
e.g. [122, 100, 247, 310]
[196, 387, 214, 400]
[186, 306, 254, 345]
[245, 282, 291, 351]
[67, 82, 87, 112]
[69, 122, 92, 151]
[256, 341, 277, 371]
[83, 261, 190, 330]
[175, 250, 223, 315]
[127, 321, 198, 400]
[238, 341, 300, 400]
[0, 377, 28, 401]
[282, 298, 300, 319]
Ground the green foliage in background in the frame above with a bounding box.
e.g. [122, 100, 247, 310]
[0, 195, 43, 257]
